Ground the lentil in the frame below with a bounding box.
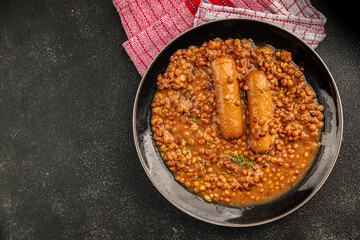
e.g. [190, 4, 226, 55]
[151, 38, 323, 206]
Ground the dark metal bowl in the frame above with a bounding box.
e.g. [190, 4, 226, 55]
[132, 19, 343, 226]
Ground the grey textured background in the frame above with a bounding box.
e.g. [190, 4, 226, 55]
[0, 0, 359, 239]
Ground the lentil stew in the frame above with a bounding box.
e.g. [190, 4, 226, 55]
[151, 38, 324, 207]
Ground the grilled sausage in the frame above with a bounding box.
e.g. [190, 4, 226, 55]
[246, 70, 274, 153]
[211, 57, 244, 140]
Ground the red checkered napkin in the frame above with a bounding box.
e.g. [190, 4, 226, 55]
[195, 0, 326, 48]
[113, 0, 326, 76]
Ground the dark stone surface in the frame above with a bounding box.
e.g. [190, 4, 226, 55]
[0, 0, 359, 239]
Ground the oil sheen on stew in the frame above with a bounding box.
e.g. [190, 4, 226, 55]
[151, 38, 324, 206]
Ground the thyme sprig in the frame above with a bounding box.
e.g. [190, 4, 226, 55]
[224, 154, 254, 169]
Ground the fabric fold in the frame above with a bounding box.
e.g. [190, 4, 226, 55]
[113, 0, 326, 76]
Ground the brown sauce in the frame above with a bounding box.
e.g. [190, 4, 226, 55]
[151, 38, 324, 206]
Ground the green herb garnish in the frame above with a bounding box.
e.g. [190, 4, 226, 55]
[224, 154, 254, 169]
[256, 87, 264, 94]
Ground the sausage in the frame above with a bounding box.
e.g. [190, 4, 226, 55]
[211, 57, 244, 140]
[246, 70, 274, 153]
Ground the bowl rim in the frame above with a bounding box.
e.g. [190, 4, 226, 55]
[132, 18, 343, 227]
